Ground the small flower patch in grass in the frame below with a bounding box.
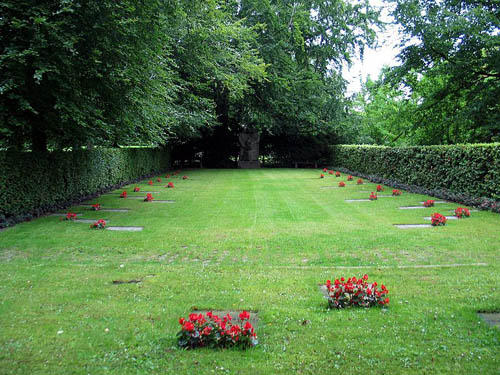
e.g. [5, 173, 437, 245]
[119, 191, 127, 198]
[423, 200, 435, 207]
[91, 204, 101, 211]
[431, 213, 447, 226]
[376, 185, 383, 192]
[335, 171, 341, 177]
[369, 192, 377, 201]
[323, 168, 327, 172]
[183, 176, 188, 180]
[328, 170, 334, 175]
[144, 193, 154, 202]
[167, 182, 174, 188]
[148, 180, 153, 186]
[357, 178, 363, 185]
[455, 207, 471, 219]
[339, 181, 345, 187]
[177, 311, 258, 349]
[320, 174, 325, 179]
[61, 212, 77, 221]
[325, 275, 389, 309]
[165, 174, 171, 178]
[157, 178, 162, 183]
[347, 175, 353, 181]
[133, 187, 140, 192]
[392, 189, 402, 196]
[90, 219, 106, 229]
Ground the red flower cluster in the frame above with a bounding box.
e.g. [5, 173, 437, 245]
[325, 275, 389, 309]
[134, 187, 140, 192]
[357, 178, 363, 185]
[454, 207, 471, 219]
[91, 204, 101, 211]
[323, 168, 328, 172]
[61, 212, 77, 221]
[369, 192, 377, 201]
[335, 171, 341, 177]
[339, 181, 346, 187]
[392, 189, 402, 196]
[148, 180, 153, 186]
[166, 174, 171, 178]
[320, 174, 325, 179]
[177, 311, 258, 349]
[90, 219, 106, 229]
[328, 170, 334, 175]
[431, 213, 447, 226]
[157, 178, 162, 183]
[183, 176, 188, 180]
[347, 175, 353, 181]
[119, 191, 127, 198]
[144, 193, 154, 202]
[167, 182, 174, 188]
[423, 200, 435, 207]
[376, 185, 383, 192]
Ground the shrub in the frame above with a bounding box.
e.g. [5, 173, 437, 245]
[331, 144, 500, 212]
[392, 189, 402, 196]
[339, 181, 346, 187]
[177, 311, 258, 349]
[335, 171, 341, 177]
[134, 187, 141, 192]
[325, 275, 389, 309]
[61, 212, 77, 221]
[167, 182, 175, 188]
[357, 178, 363, 185]
[320, 174, 325, 179]
[0, 148, 170, 228]
[148, 180, 153, 186]
[183, 176, 188, 180]
[431, 213, 447, 226]
[455, 207, 471, 218]
[120, 191, 128, 199]
[144, 193, 154, 202]
[347, 175, 353, 181]
[91, 204, 101, 211]
[376, 185, 383, 192]
[369, 192, 377, 200]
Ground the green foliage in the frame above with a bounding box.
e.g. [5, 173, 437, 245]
[0, 148, 170, 227]
[331, 144, 500, 200]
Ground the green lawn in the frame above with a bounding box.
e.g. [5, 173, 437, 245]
[0, 169, 498, 374]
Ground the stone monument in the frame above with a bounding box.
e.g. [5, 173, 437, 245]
[238, 132, 260, 168]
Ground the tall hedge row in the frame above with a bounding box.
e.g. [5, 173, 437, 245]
[0, 148, 170, 227]
[331, 144, 500, 210]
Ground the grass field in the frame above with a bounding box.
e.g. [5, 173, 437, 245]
[0, 169, 499, 374]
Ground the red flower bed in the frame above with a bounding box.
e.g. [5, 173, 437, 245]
[392, 189, 402, 196]
[347, 175, 353, 181]
[320, 174, 325, 179]
[134, 187, 140, 192]
[91, 204, 101, 211]
[144, 193, 154, 202]
[148, 180, 153, 186]
[454, 207, 471, 219]
[177, 311, 258, 349]
[119, 191, 127, 198]
[335, 171, 341, 177]
[157, 178, 162, 183]
[431, 213, 447, 226]
[376, 185, 383, 192]
[61, 212, 77, 221]
[325, 275, 389, 309]
[183, 176, 188, 180]
[90, 219, 106, 229]
[328, 170, 334, 175]
[339, 181, 345, 187]
[357, 178, 363, 185]
[323, 168, 328, 172]
[166, 174, 171, 178]
[423, 200, 435, 207]
[369, 192, 377, 200]
[167, 182, 174, 188]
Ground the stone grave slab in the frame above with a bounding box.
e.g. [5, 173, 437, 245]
[394, 224, 433, 229]
[137, 191, 160, 194]
[377, 195, 397, 198]
[345, 199, 371, 202]
[127, 196, 148, 200]
[51, 213, 83, 217]
[399, 206, 426, 210]
[318, 284, 329, 298]
[100, 209, 129, 212]
[423, 216, 458, 221]
[418, 201, 449, 204]
[191, 310, 259, 328]
[75, 219, 109, 223]
[152, 200, 175, 203]
[106, 226, 144, 231]
[478, 313, 500, 329]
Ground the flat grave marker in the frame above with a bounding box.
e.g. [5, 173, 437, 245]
[478, 312, 500, 329]
[424, 216, 458, 221]
[75, 219, 109, 223]
[106, 226, 144, 232]
[152, 200, 175, 204]
[399, 206, 426, 210]
[191, 310, 259, 328]
[51, 213, 83, 217]
[345, 199, 371, 202]
[394, 224, 433, 229]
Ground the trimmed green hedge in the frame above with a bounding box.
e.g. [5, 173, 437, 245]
[0, 148, 170, 227]
[331, 144, 500, 209]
